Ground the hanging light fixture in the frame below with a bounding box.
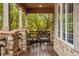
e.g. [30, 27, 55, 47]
[39, 5, 42, 7]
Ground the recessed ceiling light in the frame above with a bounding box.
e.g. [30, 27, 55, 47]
[39, 5, 42, 7]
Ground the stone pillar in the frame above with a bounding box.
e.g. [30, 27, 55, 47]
[3, 3, 9, 31]
[7, 35, 14, 56]
[23, 14, 29, 51]
[2, 3, 10, 56]
[18, 8, 27, 51]
[19, 7, 22, 30]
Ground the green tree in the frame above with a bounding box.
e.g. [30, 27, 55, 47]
[9, 3, 19, 30]
[22, 11, 26, 29]
[28, 13, 52, 31]
[0, 3, 3, 30]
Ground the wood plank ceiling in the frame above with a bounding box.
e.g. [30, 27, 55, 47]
[17, 3, 55, 13]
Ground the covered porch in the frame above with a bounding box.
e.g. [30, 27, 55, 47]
[0, 3, 56, 56]
[0, 3, 79, 56]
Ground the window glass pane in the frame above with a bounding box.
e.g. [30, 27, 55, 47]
[67, 3, 73, 44]
[0, 3, 3, 30]
[58, 6, 60, 37]
[62, 4, 65, 40]
[9, 3, 19, 30]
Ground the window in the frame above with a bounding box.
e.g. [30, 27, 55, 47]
[0, 3, 3, 30]
[67, 4, 73, 44]
[58, 5, 60, 38]
[62, 4, 65, 40]
[57, 3, 73, 45]
[9, 3, 19, 30]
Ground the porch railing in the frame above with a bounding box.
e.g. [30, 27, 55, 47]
[27, 31, 50, 45]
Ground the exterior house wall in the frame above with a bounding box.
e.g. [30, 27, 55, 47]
[53, 3, 79, 56]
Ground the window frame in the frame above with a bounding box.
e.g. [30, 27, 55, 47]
[57, 3, 74, 47]
[67, 3, 73, 45]
[57, 4, 61, 39]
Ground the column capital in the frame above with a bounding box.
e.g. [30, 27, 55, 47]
[18, 7, 22, 10]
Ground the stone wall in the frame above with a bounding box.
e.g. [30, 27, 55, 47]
[53, 37, 79, 56]
[7, 31, 20, 56]
[0, 30, 27, 56]
[52, 3, 79, 56]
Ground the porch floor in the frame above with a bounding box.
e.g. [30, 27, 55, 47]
[20, 43, 58, 56]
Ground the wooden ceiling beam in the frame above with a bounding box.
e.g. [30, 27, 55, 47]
[26, 8, 54, 13]
[16, 3, 55, 13]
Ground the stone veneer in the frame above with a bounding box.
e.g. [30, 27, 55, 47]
[51, 3, 79, 56]
[0, 30, 27, 56]
[53, 37, 79, 56]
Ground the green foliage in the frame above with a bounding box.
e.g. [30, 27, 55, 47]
[22, 12, 26, 28]
[0, 3, 73, 33]
[0, 3, 3, 30]
[67, 13, 73, 33]
[9, 3, 26, 30]
[9, 3, 19, 30]
[28, 13, 52, 31]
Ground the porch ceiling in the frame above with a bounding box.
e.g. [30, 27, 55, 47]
[17, 3, 55, 13]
